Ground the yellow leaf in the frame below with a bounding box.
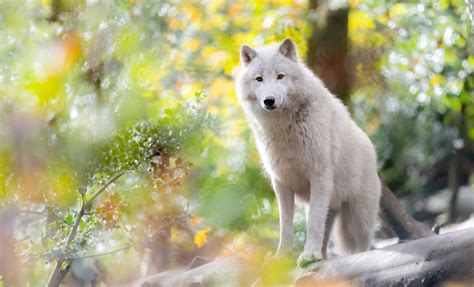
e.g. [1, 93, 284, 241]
[439, 0, 449, 10]
[467, 56, 474, 67]
[349, 10, 375, 33]
[182, 4, 202, 21]
[190, 216, 202, 225]
[169, 18, 183, 30]
[429, 74, 443, 86]
[143, 90, 154, 98]
[184, 38, 201, 52]
[391, 3, 407, 17]
[194, 227, 211, 248]
[25, 75, 63, 108]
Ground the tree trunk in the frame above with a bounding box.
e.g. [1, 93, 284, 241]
[307, 0, 350, 103]
[297, 228, 474, 286]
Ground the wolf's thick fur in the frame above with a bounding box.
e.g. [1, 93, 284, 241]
[236, 39, 381, 265]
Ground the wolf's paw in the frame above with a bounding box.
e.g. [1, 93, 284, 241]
[297, 249, 322, 268]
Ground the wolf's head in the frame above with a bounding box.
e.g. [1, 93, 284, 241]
[236, 38, 304, 117]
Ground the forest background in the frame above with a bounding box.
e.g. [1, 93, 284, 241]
[0, 0, 473, 285]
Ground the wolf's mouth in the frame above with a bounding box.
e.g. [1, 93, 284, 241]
[264, 106, 277, 111]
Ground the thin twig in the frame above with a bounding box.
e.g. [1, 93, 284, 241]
[84, 210, 105, 215]
[50, 210, 74, 227]
[18, 207, 73, 227]
[86, 172, 125, 208]
[24, 251, 51, 264]
[47, 202, 86, 286]
[64, 244, 133, 260]
[18, 209, 46, 214]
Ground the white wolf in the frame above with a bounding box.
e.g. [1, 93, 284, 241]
[236, 39, 381, 266]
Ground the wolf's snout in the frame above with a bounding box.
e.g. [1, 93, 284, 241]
[263, 97, 276, 109]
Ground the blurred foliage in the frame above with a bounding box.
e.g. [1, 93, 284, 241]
[0, 0, 309, 284]
[349, 0, 474, 196]
[0, 0, 472, 285]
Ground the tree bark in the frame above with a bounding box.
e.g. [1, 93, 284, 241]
[307, 0, 350, 103]
[133, 257, 256, 287]
[296, 228, 474, 286]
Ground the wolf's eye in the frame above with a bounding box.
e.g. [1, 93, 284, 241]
[255, 76, 263, 82]
[277, 74, 284, 80]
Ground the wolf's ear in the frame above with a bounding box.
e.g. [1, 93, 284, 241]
[279, 38, 298, 62]
[240, 45, 257, 67]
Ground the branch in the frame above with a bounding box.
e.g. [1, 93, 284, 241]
[64, 244, 133, 260]
[47, 172, 125, 287]
[47, 201, 85, 287]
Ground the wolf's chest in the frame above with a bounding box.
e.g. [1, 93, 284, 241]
[258, 127, 313, 181]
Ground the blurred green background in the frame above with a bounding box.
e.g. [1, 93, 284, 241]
[0, 0, 473, 285]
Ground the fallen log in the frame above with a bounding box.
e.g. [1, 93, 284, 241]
[133, 228, 474, 286]
[297, 228, 474, 286]
[133, 257, 257, 287]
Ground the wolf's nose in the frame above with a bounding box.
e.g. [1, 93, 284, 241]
[263, 97, 275, 108]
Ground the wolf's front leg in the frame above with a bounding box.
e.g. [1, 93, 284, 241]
[297, 173, 332, 267]
[273, 179, 294, 256]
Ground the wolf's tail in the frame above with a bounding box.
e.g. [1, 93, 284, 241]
[334, 181, 380, 254]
